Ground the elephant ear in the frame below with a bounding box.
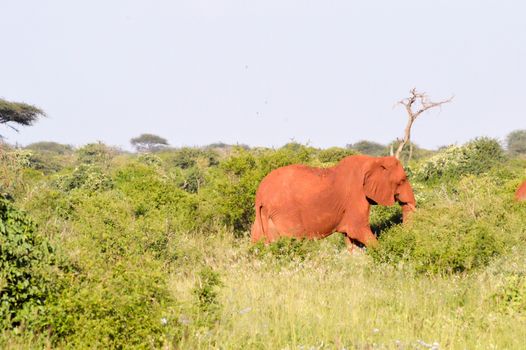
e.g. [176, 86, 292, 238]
[363, 159, 396, 206]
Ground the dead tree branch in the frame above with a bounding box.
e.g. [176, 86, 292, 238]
[394, 88, 454, 160]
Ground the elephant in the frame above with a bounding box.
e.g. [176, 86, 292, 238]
[516, 180, 526, 201]
[250, 155, 416, 250]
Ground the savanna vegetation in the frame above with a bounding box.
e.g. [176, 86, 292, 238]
[0, 132, 526, 349]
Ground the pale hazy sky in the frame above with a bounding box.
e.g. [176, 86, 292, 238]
[0, 0, 525, 150]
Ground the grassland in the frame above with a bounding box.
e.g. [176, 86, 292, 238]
[0, 140, 525, 349]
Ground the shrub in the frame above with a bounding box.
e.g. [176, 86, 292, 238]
[54, 165, 114, 193]
[192, 266, 223, 327]
[76, 142, 116, 167]
[113, 162, 200, 231]
[414, 137, 505, 182]
[25, 141, 73, 155]
[369, 175, 523, 274]
[0, 196, 58, 328]
[0, 149, 32, 196]
[163, 147, 219, 169]
[316, 147, 357, 164]
[346, 140, 387, 156]
[492, 274, 526, 314]
[202, 145, 316, 234]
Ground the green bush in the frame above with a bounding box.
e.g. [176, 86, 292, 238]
[162, 147, 219, 169]
[76, 142, 116, 167]
[493, 274, 526, 314]
[346, 140, 387, 156]
[370, 175, 524, 274]
[0, 197, 58, 328]
[113, 162, 200, 231]
[202, 145, 316, 234]
[54, 164, 114, 193]
[316, 147, 357, 164]
[192, 266, 223, 327]
[414, 137, 505, 182]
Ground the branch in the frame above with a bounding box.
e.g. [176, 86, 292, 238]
[394, 88, 453, 160]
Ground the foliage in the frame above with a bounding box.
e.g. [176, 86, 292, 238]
[0, 196, 58, 329]
[162, 147, 219, 169]
[1, 138, 526, 348]
[54, 164, 114, 193]
[0, 99, 45, 134]
[130, 133, 169, 152]
[316, 147, 357, 164]
[346, 140, 387, 156]
[75, 142, 116, 167]
[249, 237, 321, 262]
[192, 266, 223, 327]
[414, 137, 505, 182]
[493, 274, 526, 314]
[25, 142, 73, 155]
[370, 175, 524, 274]
[203, 145, 314, 234]
[0, 148, 32, 196]
[506, 129, 526, 156]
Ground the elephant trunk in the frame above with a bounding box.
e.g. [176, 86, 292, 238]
[401, 201, 416, 223]
[396, 182, 416, 223]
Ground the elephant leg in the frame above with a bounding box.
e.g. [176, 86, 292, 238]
[349, 228, 378, 248]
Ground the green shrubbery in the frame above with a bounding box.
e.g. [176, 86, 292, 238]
[371, 173, 526, 274]
[1, 137, 526, 347]
[0, 196, 60, 329]
[414, 137, 505, 182]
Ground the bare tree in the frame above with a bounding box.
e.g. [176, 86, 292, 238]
[394, 88, 453, 161]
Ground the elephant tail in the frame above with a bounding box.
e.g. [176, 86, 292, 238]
[251, 204, 266, 243]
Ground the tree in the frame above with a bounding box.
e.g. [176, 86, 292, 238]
[393, 88, 453, 162]
[130, 133, 169, 153]
[0, 98, 45, 136]
[346, 140, 388, 156]
[506, 129, 526, 156]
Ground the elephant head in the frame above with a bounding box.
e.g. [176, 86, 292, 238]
[363, 156, 416, 221]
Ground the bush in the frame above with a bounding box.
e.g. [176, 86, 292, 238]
[369, 175, 524, 274]
[316, 147, 357, 164]
[192, 266, 223, 327]
[0, 149, 32, 196]
[0, 196, 58, 328]
[414, 138, 505, 182]
[202, 145, 316, 234]
[54, 165, 114, 193]
[25, 142, 73, 155]
[76, 142, 116, 167]
[493, 274, 526, 314]
[346, 140, 387, 156]
[163, 147, 219, 169]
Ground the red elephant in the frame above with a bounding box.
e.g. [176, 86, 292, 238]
[516, 180, 526, 201]
[251, 155, 416, 250]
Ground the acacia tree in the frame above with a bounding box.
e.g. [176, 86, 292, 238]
[0, 98, 45, 137]
[393, 88, 453, 162]
[130, 133, 169, 152]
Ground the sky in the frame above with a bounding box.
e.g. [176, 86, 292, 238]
[0, 0, 525, 151]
